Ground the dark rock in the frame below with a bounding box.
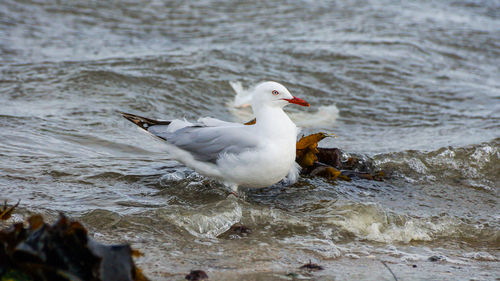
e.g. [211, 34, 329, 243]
[300, 261, 323, 271]
[428, 255, 446, 262]
[229, 224, 252, 236]
[217, 224, 252, 239]
[341, 155, 375, 173]
[185, 270, 208, 280]
[316, 148, 342, 169]
[340, 170, 385, 181]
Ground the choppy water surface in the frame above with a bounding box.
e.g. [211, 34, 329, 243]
[1, 0, 499, 280]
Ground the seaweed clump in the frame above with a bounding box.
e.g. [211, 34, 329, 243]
[0, 213, 149, 281]
[0, 200, 19, 221]
[296, 133, 385, 181]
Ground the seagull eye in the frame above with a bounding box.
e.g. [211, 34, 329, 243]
[272, 90, 279, 95]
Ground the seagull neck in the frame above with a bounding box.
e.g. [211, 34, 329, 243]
[253, 105, 295, 136]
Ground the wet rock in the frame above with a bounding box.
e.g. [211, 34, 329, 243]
[342, 156, 363, 170]
[340, 170, 386, 181]
[317, 148, 376, 174]
[316, 147, 342, 168]
[185, 270, 209, 280]
[217, 223, 252, 239]
[0, 213, 149, 281]
[299, 260, 324, 271]
[428, 255, 446, 262]
[229, 224, 252, 236]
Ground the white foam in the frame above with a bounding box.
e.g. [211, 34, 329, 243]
[281, 236, 342, 259]
[326, 203, 456, 244]
[464, 252, 498, 261]
[160, 171, 186, 181]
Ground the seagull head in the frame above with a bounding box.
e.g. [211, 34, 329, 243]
[251, 81, 310, 109]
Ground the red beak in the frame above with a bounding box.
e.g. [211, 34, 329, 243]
[283, 96, 310, 107]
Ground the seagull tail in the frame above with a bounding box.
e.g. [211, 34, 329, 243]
[120, 112, 171, 131]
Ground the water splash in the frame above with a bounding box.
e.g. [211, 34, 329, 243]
[160, 199, 242, 238]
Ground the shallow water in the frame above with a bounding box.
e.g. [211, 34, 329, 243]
[1, 0, 499, 280]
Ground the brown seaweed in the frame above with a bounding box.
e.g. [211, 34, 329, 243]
[0, 213, 149, 281]
[0, 200, 20, 221]
[296, 133, 330, 168]
[244, 118, 256, 125]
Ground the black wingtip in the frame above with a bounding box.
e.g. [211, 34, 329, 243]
[120, 112, 171, 130]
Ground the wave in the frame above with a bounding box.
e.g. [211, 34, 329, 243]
[153, 197, 499, 247]
[323, 202, 498, 245]
[374, 138, 500, 190]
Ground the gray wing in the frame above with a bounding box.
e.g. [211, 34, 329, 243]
[148, 124, 258, 163]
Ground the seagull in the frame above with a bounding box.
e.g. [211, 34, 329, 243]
[122, 81, 310, 194]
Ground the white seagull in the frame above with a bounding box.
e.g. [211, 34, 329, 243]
[122, 81, 310, 194]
